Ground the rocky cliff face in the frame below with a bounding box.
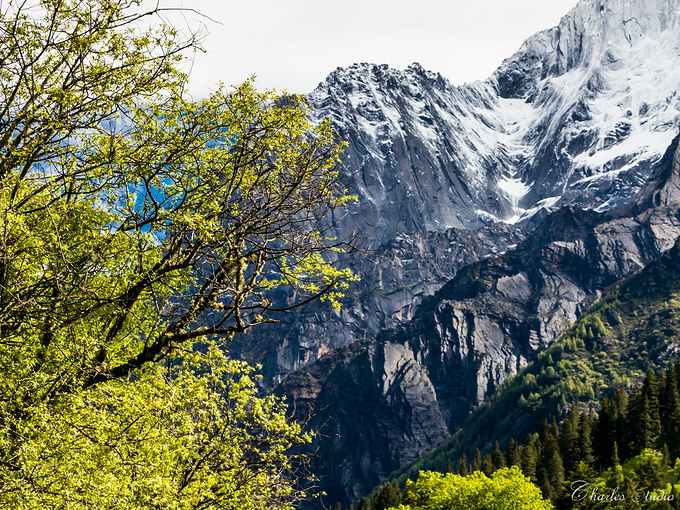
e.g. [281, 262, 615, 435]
[283, 133, 680, 507]
[231, 223, 524, 387]
[233, 0, 680, 391]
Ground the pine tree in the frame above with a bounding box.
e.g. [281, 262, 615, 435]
[550, 417, 560, 439]
[357, 497, 371, 510]
[662, 443, 671, 469]
[637, 395, 655, 452]
[458, 454, 468, 476]
[521, 434, 538, 481]
[593, 398, 618, 467]
[559, 414, 580, 474]
[637, 451, 665, 491]
[671, 483, 680, 510]
[539, 422, 565, 501]
[612, 440, 620, 467]
[391, 480, 401, 500]
[373, 483, 400, 510]
[537, 467, 554, 501]
[491, 441, 506, 470]
[611, 441, 623, 486]
[446, 458, 452, 473]
[505, 438, 521, 467]
[482, 454, 495, 476]
[613, 388, 630, 460]
[578, 409, 595, 464]
[472, 448, 483, 472]
[661, 365, 680, 459]
[334, 503, 342, 510]
[629, 369, 662, 452]
[621, 475, 642, 509]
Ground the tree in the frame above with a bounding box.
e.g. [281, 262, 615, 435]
[538, 423, 564, 500]
[661, 366, 680, 459]
[593, 398, 619, 468]
[482, 454, 496, 476]
[0, 0, 357, 507]
[357, 497, 372, 510]
[458, 454, 469, 476]
[559, 405, 580, 473]
[492, 441, 506, 470]
[611, 441, 623, 486]
[578, 409, 595, 465]
[472, 448, 483, 472]
[373, 482, 401, 510]
[505, 438, 521, 467]
[521, 434, 539, 481]
[398, 467, 552, 510]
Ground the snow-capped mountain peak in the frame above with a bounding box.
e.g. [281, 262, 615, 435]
[307, 0, 680, 244]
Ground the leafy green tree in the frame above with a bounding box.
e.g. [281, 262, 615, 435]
[397, 467, 552, 510]
[0, 0, 357, 508]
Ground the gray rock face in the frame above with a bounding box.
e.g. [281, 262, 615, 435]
[311, 342, 450, 497]
[232, 223, 524, 388]
[283, 133, 680, 508]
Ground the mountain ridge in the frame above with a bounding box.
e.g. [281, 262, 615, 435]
[234, 0, 680, 393]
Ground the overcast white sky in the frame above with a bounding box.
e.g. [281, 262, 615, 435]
[154, 0, 580, 98]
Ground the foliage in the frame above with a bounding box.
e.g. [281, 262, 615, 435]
[0, 0, 357, 507]
[0, 345, 313, 509]
[395, 467, 552, 510]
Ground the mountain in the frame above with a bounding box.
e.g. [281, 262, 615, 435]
[390, 226, 680, 489]
[230, 223, 524, 387]
[232, 0, 680, 393]
[309, 0, 680, 244]
[283, 132, 680, 508]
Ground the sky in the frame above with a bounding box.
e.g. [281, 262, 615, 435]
[150, 0, 580, 98]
